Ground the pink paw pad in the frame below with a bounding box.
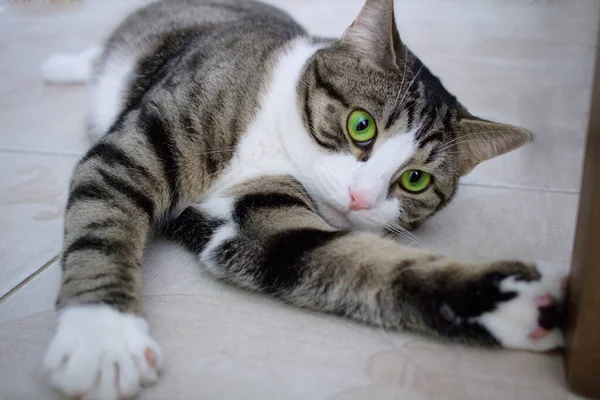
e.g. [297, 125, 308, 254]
[534, 294, 553, 308]
[145, 347, 158, 370]
[529, 292, 563, 341]
[529, 326, 550, 340]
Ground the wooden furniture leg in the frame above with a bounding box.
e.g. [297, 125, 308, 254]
[564, 18, 600, 400]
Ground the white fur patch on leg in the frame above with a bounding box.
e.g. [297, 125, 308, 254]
[473, 262, 569, 352]
[196, 196, 235, 220]
[40, 46, 102, 84]
[45, 304, 163, 400]
[199, 222, 238, 277]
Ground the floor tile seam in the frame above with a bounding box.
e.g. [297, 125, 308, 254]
[459, 182, 580, 195]
[0, 147, 83, 159]
[0, 254, 59, 304]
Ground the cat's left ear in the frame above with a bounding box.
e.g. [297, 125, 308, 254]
[340, 0, 403, 67]
[455, 109, 533, 176]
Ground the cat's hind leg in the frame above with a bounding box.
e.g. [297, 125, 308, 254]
[45, 102, 178, 399]
[164, 175, 567, 351]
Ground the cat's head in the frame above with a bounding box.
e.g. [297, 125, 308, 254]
[292, 0, 531, 232]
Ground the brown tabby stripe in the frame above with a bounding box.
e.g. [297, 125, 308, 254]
[161, 207, 224, 255]
[301, 76, 339, 151]
[313, 61, 350, 108]
[138, 103, 182, 207]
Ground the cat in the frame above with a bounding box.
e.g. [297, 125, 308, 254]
[40, 0, 568, 399]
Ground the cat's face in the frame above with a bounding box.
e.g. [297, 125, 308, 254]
[293, 0, 531, 232]
[296, 51, 457, 232]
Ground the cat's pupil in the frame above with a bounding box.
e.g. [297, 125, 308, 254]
[409, 171, 422, 183]
[356, 118, 368, 131]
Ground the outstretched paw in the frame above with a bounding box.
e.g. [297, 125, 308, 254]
[472, 261, 568, 351]
[44, 304, 163, 399]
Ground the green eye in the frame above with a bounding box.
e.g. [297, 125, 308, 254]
[347, 110, 377, 145]
[400, 170, 432, 193]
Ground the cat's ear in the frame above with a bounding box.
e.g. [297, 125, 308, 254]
[340, 0, 402, 66]
[455, 110, 533, 176]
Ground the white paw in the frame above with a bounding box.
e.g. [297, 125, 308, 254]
[40, 47, 101, 84]
[474, 261, 569, 352]
[44, 304, 163, 399]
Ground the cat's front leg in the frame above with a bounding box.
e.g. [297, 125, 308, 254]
[398, 259, 567, 350]
[165, 176, 567, 351]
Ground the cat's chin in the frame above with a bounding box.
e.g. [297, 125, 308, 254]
[318, 202, 387, 233]
[317, 202, 353, 230]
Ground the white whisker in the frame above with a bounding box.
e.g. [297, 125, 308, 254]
[436, 138, 501, 154]
[395, 62, 424, 112]
[435, 129, 526, 154]
[385, 222, 433, 251]
[391, 46, 410, 114]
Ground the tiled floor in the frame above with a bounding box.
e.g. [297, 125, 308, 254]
[0, 0, 597, 399]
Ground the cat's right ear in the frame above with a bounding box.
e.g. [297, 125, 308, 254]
[454, 109, 533, 176]
[340, 0, 403, 67]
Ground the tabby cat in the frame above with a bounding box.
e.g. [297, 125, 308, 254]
[41, 0, 567, 398]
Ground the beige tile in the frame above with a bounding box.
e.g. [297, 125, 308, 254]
[0, 261, 60, 325]
[0, 311, 569, 399]
[0, 152, 76, 297]
[0, 84, 89, 156]
[0, 313, 56, 400]
[0, 0, 149, 155]
[413, 184, 578, 263]
[331, 342, 567, 400]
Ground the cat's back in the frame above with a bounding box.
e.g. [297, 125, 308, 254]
[88, 0, 309, 139]
[105, 0, 305, 54]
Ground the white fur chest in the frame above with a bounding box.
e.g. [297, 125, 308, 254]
[198, 38, 323, 217]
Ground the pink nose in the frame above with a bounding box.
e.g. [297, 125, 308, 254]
[349, 189, 374, 211]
